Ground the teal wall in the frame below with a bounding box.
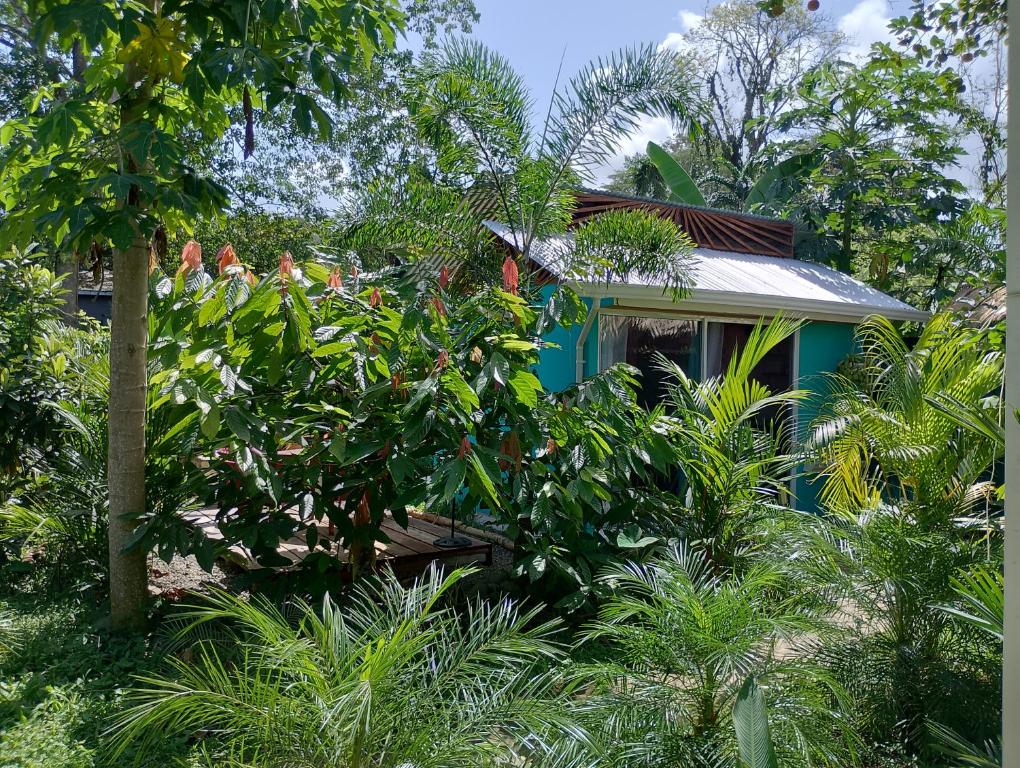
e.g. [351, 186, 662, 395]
[794, 321, 857, 513]
[534, 297, 858, 513]
[535, 289, 606, 391]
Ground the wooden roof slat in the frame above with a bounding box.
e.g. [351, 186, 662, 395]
[568, 191, 795, 258]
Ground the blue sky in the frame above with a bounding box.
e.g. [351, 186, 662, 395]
[462, 0, 909, 182]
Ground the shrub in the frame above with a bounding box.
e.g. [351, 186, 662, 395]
[144, 246, 674, 607]
[0, 249, 66, 484]
[112, 565, 589, 767]
[806, 314, 1004, 756]
[579, 544, 855, 767]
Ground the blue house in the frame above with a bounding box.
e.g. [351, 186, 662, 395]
[487, 190, 928, 511]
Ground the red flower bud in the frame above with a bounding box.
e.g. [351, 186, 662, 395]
[370, 287, 383, 308]
[327, 267, 343, 289]
[177, 240, 202, 275]
[279, 251, 294, 281]
[216, 243, 238, 275]
[432, 296, 446, 317]
[356, 491, 371, 523]
[245, 270, 257, 287]
[458, 434, 472, 459]
[502, 255, 519, 296]
[545, 438, 557, 455]
[439, 265, 451, 289]
[378, 441, 391, 460]
[351, 265, 360, 280]
[437, 349, 450, 369]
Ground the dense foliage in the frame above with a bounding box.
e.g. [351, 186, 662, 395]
[0, 2, 1007, 767]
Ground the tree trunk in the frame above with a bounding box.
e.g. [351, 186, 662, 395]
[837, 195, 854, 274]
[107, 233, 149, 631]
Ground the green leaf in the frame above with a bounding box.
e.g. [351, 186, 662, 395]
[507, 369, 541, 408]
[200, 402, 221, 440]
[442, 368, 480, 410]
[744, 152, 819, 210]
[616, 526, 658, 549]
[733, 676, 778, 768]
[646, 141, 706, 206]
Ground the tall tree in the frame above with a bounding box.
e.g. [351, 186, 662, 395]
[775, 50, 969, 277]
[198, 0, 480, 216]
[0, 0, 403, 630]
[680, 0, 842, 200]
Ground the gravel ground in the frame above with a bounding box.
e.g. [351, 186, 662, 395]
[147, 543, 518, 602]
[148, 553, 238, 600]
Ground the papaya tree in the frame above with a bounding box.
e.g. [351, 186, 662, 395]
[0, 0, 403, 629]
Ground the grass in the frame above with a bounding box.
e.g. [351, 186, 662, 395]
[0, 582, 197, 768]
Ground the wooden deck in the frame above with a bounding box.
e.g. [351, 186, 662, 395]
[184, 508, 492, 576]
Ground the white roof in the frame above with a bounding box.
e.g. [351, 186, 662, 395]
[485, 221, 927, 323]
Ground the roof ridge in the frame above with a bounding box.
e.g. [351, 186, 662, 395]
[577, 187, 791, 226]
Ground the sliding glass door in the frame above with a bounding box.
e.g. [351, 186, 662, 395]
[599, 314, 795, 416]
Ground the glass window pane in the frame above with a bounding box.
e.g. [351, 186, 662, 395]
[599, 315, 701, 409]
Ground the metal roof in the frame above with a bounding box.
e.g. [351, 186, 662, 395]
[485, 221, 928, 324]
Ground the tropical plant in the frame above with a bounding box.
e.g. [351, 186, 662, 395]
[808, 313, 1002, 523]
[657, 317, 805, 572]
[0, 249, 66, 485]
[579, 544, 853, 767]
[0, 0, 404, 630]
[0, 606, 16, 656]
[646, 140, 818, 213]
[486, 363, 681, 612]
[924, 565, 1005, 768]
[407, 37, 697, 292]
[776, 50, 970, 275]
[805, 314, 1003, 756]
[112, 565, 592, 767]
[939, 566, 1004, 641]
[0, 317, 202, 589]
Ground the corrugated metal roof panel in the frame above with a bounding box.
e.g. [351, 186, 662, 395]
[485, 221, 928, 323]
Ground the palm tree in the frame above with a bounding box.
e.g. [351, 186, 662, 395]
[111, 565, 594, 767]
[578, 545, 853, 768]
[657, 317, 805, 572]
[357, 39, 700, 295]
[808, 313, 1002, 524]
[804, 314, 1004, 755]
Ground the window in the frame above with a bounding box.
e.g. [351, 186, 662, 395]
[599, 314, 795, 415]
[599, 315, 701, 410]
[704, 321, 794, 432]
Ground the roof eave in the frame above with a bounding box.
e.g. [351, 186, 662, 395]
[572, 281, 930, 324]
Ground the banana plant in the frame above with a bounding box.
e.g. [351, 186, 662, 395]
[646, 141, 818, 212]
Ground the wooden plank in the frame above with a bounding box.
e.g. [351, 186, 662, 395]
[182, 508, 492, 573]
[378, 520, 441, 554]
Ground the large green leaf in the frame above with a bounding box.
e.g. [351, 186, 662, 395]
[733, 676, 778, 768]
[744, 152, 819, 210]
[646, 141, 706, 206]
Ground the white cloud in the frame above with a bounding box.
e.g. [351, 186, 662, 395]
[592, 115, 674, 186]
[838, 0, 894, 60]
[659, 32, 688, 51]
[677, 10, 703, 31]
